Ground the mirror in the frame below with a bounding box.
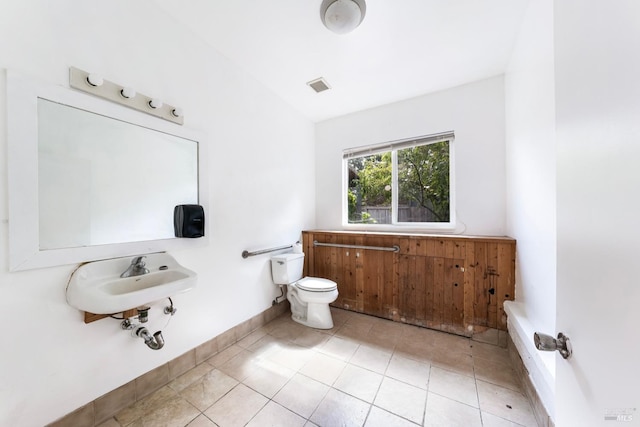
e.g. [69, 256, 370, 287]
[37, 98, 198, 249]
[7, 71, 208, 271]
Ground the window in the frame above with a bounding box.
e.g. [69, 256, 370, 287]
[344, 132, 455, 228]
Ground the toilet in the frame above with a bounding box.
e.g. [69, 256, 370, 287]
[271, 252, 338, 329]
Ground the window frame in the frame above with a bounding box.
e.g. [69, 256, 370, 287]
[342, 132, 456, 231]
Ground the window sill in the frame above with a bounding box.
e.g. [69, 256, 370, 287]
[341, 222, 459, 235]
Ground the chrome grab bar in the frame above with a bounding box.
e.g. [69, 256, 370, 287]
[313, 240, 400, 253]
[242, 243, 294, 259]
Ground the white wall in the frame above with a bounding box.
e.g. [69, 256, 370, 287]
[554, 1, 640, 425]
[315, 76, 507, 236]
[504, 0, 556, 419]
[0, 1, 315, 425]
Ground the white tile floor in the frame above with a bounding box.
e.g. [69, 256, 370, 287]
[100, 308, 539, 427]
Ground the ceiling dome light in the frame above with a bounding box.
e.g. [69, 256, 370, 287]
[321, 0, 366, 35]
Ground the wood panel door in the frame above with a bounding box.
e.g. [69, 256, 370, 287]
[308, 233, 360, 310]
[470, 241, 515, 331]
[360, 235, 396, 318]
[396, 255, 464, 331]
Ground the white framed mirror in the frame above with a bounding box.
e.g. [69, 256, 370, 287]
[6, 70, 208, 271]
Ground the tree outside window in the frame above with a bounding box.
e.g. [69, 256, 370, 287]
[346, 138, 451, 226]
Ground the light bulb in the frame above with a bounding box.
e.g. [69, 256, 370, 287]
[86, 73, 104, 87]
[171, 107, 183, 118]
[148, 98, 163, 109]
[120, 87, 136, 99]
[323, 0, 363, 35]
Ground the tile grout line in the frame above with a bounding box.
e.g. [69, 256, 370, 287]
[96, 308, 538, 427]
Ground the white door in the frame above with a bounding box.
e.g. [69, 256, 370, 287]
[555, 1, 640, 426]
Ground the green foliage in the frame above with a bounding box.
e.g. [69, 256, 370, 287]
[347, 141, 450, 223]
[348, 152, 392, 207]
[347, 189, 357, 218]
[397, 141, 450, 222]
[347, 188, 358, 222]
[360, 212, 376, 223]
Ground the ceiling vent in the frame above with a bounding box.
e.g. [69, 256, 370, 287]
[307, 77, 331, 93]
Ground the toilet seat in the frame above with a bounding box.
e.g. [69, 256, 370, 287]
[296, 277, 337, 292]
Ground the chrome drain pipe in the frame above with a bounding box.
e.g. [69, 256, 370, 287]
[135, 326, 165, 350]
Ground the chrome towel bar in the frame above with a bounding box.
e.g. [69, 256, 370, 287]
[313, 240, 400, 253]
[242, 243, 294, 259]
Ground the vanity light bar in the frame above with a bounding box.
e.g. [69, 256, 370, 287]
[68, 67, 184, 125]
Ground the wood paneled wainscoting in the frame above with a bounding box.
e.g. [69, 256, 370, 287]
[302, 231, 516, 340]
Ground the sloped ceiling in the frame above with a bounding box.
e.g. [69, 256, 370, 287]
[151, 0, 530, 122]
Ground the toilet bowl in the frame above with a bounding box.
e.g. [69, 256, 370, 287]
[271, 253, 338, 329]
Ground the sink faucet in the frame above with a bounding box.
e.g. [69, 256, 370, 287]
[120, 256, 150, 278]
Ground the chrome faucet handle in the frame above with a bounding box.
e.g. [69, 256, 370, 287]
[135, 256, 150, 274]
[120, 256, 149, 277]
[132, 256, 146, 267]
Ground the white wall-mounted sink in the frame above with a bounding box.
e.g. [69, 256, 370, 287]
[66, 252, 197, 314]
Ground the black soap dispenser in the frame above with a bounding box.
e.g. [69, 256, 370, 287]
[174, 204, 205, 238]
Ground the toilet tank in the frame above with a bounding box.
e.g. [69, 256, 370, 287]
[271, 253, 304, 285]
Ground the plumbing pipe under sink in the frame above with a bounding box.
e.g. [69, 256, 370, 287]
[134, 326, 164, 350]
